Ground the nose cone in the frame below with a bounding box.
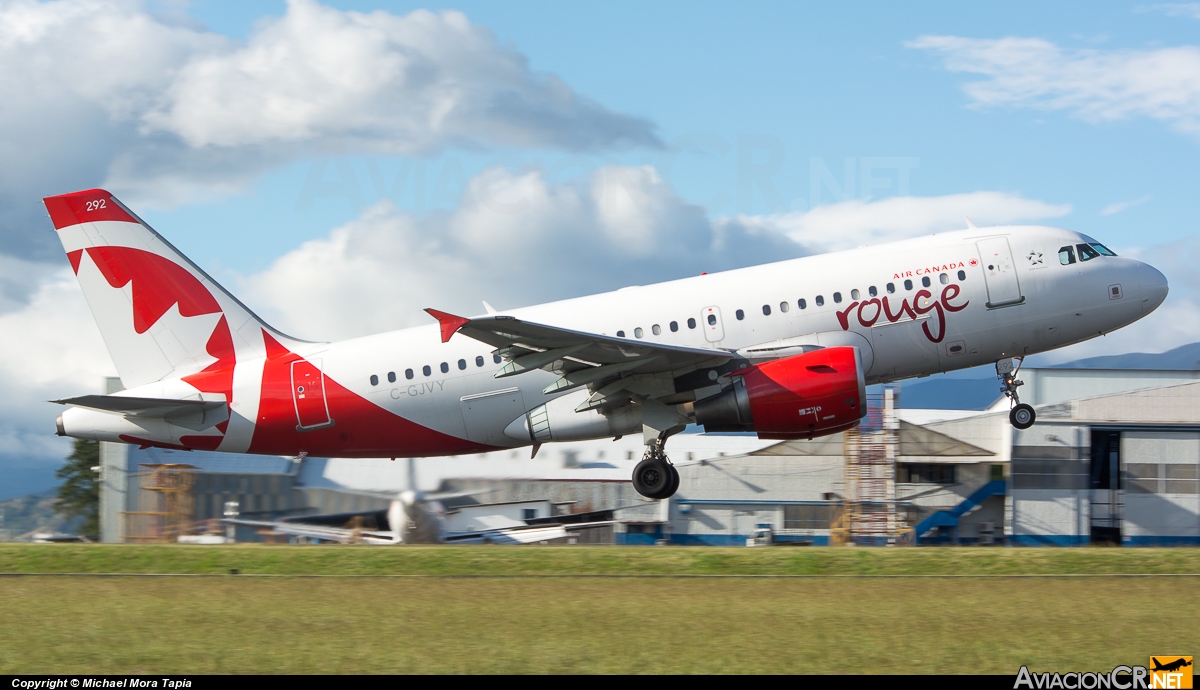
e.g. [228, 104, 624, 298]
[1138, 263, 1169, 315]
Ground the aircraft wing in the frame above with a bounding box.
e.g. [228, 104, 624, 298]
[425, 309, 732, 382]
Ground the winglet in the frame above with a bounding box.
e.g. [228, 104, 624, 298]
[964, 216, 978, 230]
[424, 308, 471, 343]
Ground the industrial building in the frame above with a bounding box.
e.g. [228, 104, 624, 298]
[95, 368, 1200, 546]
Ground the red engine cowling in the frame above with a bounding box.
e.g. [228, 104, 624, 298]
[693, 346, 866, 440]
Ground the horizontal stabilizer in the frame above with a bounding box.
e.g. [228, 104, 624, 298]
[52, 394, 226, 418]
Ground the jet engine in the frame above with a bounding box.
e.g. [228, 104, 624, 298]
[693, 346, 866, 440]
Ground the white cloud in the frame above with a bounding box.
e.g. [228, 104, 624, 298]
[1137, 3, 1200, 19]
[1100, 195, 1151, 216]
[723, 192, 1071, 252]
[908, 35, 1200, 139]
[0, 269, 113, 466]
[242, 165, 800, 340]
[0, 0, 658, 261]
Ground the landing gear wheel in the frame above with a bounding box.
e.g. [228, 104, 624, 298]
[1010, 403, 1035, 430]
[662, 464, 680, 499]
[633, 457, 671, 498]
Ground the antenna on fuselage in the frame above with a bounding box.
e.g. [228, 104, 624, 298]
[964, 216, 978, 230]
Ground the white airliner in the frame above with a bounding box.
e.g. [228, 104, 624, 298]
[46, 189, 1168, 499]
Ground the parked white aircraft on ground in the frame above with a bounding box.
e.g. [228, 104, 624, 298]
[46, 189, 1168, 498]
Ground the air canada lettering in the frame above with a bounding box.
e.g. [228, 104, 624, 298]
[836, 284, 969, 343]
[893, 261, 968, 279]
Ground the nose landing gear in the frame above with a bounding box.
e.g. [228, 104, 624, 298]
[998, 357, 1036, 430]
[632, 436, 680, 499]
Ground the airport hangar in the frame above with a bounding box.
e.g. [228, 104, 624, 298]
[94, 368, 1200, 546]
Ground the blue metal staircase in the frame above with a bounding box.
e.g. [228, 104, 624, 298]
[913, 480, 1006, 544]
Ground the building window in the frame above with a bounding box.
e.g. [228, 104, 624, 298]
[815, 295, 824, 307]
[736, 309, 745, 320]
[670, 321, 679, 332]
[458, 359, 467, 370]
[762, 304, 771, 316]
[687, 318, 697, 329]
[423, 365, 432, 377]
[387, 371, 396, 383]
[369, 375, 378, 386]
[440, 362, 449, 373]
[652, 324, 661, 335]
[901, 463, 956, 484]
[475, 356, 484, 367]
[522, 508, 537, 520]
[405, 369, 414, 380]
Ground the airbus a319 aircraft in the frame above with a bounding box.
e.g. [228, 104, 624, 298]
[46, 189, 1168, 499]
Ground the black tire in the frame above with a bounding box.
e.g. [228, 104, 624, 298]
[633, 457, 671, 498]
[659, 464, 680, 499]
[1010, 403, 1035, 430]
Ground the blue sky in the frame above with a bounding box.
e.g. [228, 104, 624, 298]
[1, 0, 1199, 497]
[140, 0, 1200, 275]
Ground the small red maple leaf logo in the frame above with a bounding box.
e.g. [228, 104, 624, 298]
[969, 259, 978, 266]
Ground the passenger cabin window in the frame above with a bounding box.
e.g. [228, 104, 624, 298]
[493, 354, 502, 364]
[851, 289, 860, 300]
[1077, 243, 1101, 262]
[957, 270, 966, 281]
[904, 279, 913, 291]
[688, 318, 697, 329]
[833, 292, 842, 304]
[939, 273, 948, 285]
[423, 365, 432, 376]
[440, 362, 449, 373]
[475, 356, 484, 367]
[887, 283, 895, 294]
[779, 301, 789, 313]
[634, 327, 644, 338]
[670, 321, 679, 332]
[1091, 243, 1117, 256]
[869, 286, 877, 297]
[406, 368, 414, 379]
[798, 298, 807, 309]
[617, 330, 625, 337]
[815, 295, 825, 307]
[1058, 246, 1076, 265]
[387, 372, 396, 383]
[652, 324, 661, 335]
[370, 375, 378, 386]
[921, 276, 931, 288]
[707, 314, 717, 326]
[458, 359, 466, 370]
[736, 309, 745, 320]
[762, 305, 771, 316]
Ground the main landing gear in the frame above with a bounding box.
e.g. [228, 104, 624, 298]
[633, 436, 679, 500]
[998, 357, 1036, 430]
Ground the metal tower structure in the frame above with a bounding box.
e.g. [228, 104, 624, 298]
[837, 388, 909, 544]
[121, 463, 197, 542]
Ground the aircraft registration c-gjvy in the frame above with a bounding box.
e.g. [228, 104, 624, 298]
[45, 189, 1168, 499]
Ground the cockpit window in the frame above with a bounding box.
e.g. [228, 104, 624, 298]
[1091, 243, 1117, 256]
[1058, 246, 1076, 265]
[1077, 243, 1101, 262]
